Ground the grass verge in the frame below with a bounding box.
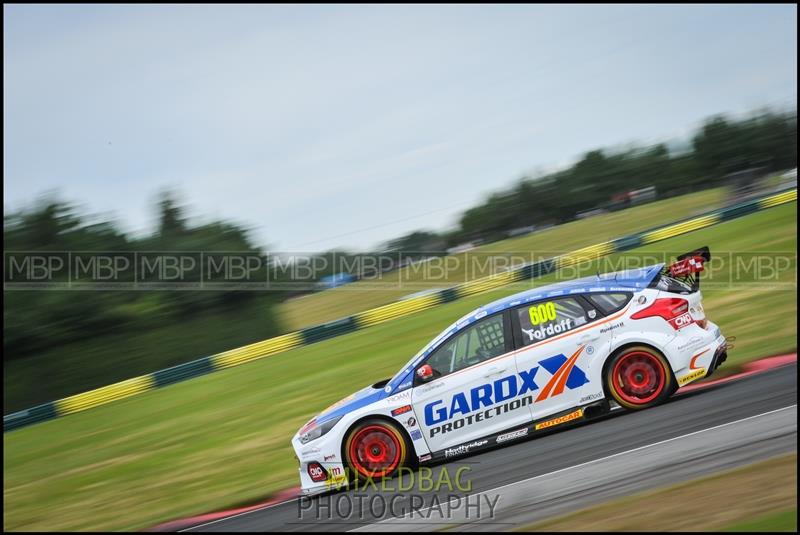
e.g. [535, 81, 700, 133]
[725, 508, 798, 532]
[518, 453, 797, 532]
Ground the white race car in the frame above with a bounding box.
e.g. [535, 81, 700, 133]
[292, 247, 729, 495]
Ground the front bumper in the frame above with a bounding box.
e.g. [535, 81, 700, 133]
[292, 433, 349, 496]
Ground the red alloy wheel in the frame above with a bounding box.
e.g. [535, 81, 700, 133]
[347, 424, 403, 478]
[611, 350, 667, 405]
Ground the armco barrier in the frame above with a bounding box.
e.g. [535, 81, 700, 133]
[3, 187, 797, 432]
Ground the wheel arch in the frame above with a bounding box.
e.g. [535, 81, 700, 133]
[600, 341, 677, 400]
[340, 413, 418, 469]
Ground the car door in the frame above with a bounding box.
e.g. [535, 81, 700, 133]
[511, 295, 608, 422]
[411, 312, 528, 453]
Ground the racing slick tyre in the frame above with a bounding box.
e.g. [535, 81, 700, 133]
[605, 345, 675, 410]
[343, 418, 410, 481]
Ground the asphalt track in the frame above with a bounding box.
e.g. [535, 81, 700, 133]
[183, 362, 797, 532]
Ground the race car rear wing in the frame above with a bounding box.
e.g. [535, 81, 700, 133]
[666, 246, 710, 292]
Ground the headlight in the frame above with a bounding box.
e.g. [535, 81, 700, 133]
[299, 416, 343, 444]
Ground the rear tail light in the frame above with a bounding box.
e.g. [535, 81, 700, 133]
[631, 298, 694, 330]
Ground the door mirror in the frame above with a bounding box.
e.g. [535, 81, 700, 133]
[416, 364, 435, 383]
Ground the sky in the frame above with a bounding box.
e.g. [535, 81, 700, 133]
[3, 4, 797, 252]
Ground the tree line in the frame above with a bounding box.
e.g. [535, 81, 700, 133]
[384, 108, 797, 251]
[3, 107, 796, 409]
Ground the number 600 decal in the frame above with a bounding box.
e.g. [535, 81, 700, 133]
[529, 302, 557, 325]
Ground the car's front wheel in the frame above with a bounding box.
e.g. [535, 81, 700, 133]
[605, 345, 675, 410]
[344, 419, 409, 480]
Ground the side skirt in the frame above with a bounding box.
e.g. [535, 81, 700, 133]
[423, 400, 611, 463]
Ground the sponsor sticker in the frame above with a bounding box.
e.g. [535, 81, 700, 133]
[670, 312, 694, 330]
[444, 440, 488, 458]
[534, 408, 584, 430]
[496, 428, 529, 443]
[386, 391, 411, 404]
[323, 454, 336, 461]
[406, 416, 417, 427]
[678, 368, 706, 386]
[308, 462, 327, 482]
[600, 321, 624, 334]
[579, 392, 603, 403]
[326, 466, 347, 485]
[419, 454, 432, 462]
[410, 429, 423, 441]
[391, 405, 413, 416]
[424, 350, 590, 438]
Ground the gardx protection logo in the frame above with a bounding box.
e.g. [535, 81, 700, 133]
[424, 347, 589, 437]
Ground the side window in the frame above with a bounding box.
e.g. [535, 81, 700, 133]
[587, 292, 632, 314]
[424, 314, 506, 378]
[516, 297, 589, 346]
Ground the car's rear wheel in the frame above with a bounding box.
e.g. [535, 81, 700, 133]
[606, 345, 674, 410]
[344, 419, 408, 480]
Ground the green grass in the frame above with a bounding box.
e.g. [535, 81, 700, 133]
[3, 296, 286, 412]
[3, 202, 796, 531]
[725, 508, 798, 532]
[518, 454, 797, 532]
[280, 188, 727, 330]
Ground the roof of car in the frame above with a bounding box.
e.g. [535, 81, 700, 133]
[474, 263, 664, 318]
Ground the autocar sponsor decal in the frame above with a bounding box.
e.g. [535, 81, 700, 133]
[423, 347, 589, 437]
[419, 453, 432, 462]
[678, 367, 706, 386]
[323, 454, 336, 461]
[410, 429, 423, 441]
[391, 405, 413, 416]
[534, 408, 583, 430]
[444, 439, 489, 458]
[496, 428, 528, 443]
[406, 416, 417, 427]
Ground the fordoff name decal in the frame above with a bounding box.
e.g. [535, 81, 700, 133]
[444, 440, 488, 458]
[521, 318, 573, 342]
[678, 368, 706, 386]
[424, 348, 589, 438]
[534, 408, 583, 430]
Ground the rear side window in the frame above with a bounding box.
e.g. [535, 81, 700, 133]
[587, 292, 632, 314]
[651, 274, 692, 294]
[516, 297, 588, 346]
